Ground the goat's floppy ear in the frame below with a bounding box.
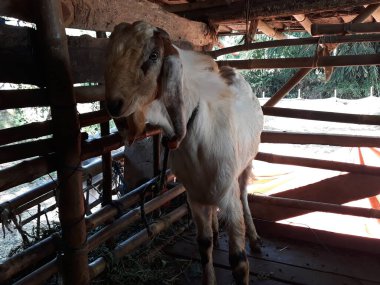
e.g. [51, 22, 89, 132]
[159, 37, 186, 149]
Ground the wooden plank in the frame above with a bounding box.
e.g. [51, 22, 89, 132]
[213, 230, 380, 283]
[0, 89, 48, 110]
[169, 0, 380, 22]
[0, 25, 108, 85]
[0, 138, 54, 163]
[262, 106, 380, 125]
[261, 130, 380, 147]
[257, 20, 287, 40]
[68, 35, 107, 84]
[311, 22, 380, 36]
[165, 238, 379, 285]
[178, 262, 288, 285]
[0, 86, 104, 110]
[263, 69, 312, 107]
[0, 111, 107, 147]
[255, 152, 380, 175]
[217, 53, 380, 70]
[250, 194, 380, 219]
[0, 121, 52, 146]
[0, 155, 56, 192]
[75, 86, 105, 103]
[208, 33, 380, 58]
[255, 220, 380, 256]
[249, 173, 380, 221]
[0, 0, 214, 47]
[212, 231, 380, 284]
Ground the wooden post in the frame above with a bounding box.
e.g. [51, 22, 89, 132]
[36, 0, 89, 284]
[264, 68, 312, 107]
[96, 31, 113, 206]
[153, 134, 161, 176]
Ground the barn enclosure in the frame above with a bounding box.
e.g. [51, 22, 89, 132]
[1, 0, 380, 284]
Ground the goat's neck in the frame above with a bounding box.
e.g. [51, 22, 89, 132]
[177, 48, 221, 123]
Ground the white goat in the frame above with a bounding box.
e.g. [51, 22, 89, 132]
[105, 21, 263, 285]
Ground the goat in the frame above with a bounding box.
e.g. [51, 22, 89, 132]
[104, 21, 264, 285]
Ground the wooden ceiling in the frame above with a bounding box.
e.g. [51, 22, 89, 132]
[149, 0, 380, 39]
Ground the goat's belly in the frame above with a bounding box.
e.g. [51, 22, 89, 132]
[170, 154, 235, 205]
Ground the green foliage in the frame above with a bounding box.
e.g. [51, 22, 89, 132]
[221, 35, 379, 99]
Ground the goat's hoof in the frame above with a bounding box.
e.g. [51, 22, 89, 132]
[250, 238, 263, 254]
[213, 235, 220, 248]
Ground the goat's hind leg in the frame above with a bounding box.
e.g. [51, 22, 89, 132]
[239, 166, 261, 253]
[222, 186, 250, 285]
[189, 199, 216, 285]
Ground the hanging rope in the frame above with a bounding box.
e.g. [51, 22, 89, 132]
[140, 138, 171, 236]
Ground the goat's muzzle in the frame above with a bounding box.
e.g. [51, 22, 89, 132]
[106, 99, 124, 117]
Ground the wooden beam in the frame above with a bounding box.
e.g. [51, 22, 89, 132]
[293, 14, 313, 34]
[75, 86, 105, 103]
[89, 205, 188, 279]
[0, 85, 104, 110]
[311, 22, 380, 36]
[217, 53, 380, 69]
[0, 138, 54, 164]
[0, 155, 56, 192]
[371, 5, 380, 21]
[263, 69, 312, 107]
[353, 3, 380, 22]
[264, 5, 375, 107]
[257, 20, 287, 40]
[81, 126, 161, 161]
[262, 106, 380, 125]
[254, 220, 380, 255]
[208, 33, 380, 58]
[249, 173, 380, 221]
[0, 121, 52, 146]
[255, 152, 380, 176]
[0, 0, 214, 47]
[261, 130, 380, 147]
[169, 0, 380, 22]
[250, 194, 380, 219]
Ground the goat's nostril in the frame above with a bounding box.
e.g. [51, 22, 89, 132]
[107, 99, 123, 117]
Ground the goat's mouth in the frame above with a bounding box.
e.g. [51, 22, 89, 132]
[105, 98, 137, 118]
[106, 98, 125, 118]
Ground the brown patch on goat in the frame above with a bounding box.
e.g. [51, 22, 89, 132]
[126, 108, 147, 145]
[219, 66, 236, 85]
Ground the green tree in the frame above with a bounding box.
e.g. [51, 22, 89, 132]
[221, 35, 379, 99]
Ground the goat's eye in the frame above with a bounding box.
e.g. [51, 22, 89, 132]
[149, 51, 159, 61]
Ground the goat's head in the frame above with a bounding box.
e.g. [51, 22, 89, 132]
[105, 21, 185, 149]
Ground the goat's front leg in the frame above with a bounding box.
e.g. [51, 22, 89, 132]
[224, 185, 250, 285]
[212, 207, 219, 247]
[188, 199, 216, 285]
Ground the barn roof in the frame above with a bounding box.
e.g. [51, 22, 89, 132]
[150, 0, 380, 43]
